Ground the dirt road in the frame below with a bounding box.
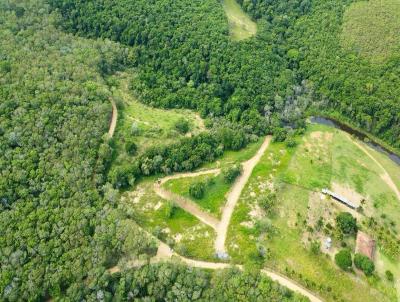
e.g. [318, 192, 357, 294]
[154, 137, 272, 255]
[347, 135, 400, 201]
[154, 169, 221, 229]
[110, 241, 323, 302]
[214, 136, 272, 254]
[108, 99, 118, 138]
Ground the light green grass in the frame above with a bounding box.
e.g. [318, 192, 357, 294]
[227, 124, 398, 301]
[121, 178, 216, 261]
[112, 72, 204, 164]
[202, 138, 264, 169]
[164, 173, 231, 217]
[341, 0, 400, 61]
[222, 0, 257, 41]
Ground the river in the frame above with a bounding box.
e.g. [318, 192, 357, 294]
[310, 116, 400, 166]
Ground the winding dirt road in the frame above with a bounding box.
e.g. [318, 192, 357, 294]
[113, 135, 324, 301]
[215, 136, 271, 254]
[110, 240, 323, 302]
[154, 169, 221, 229]
[346, 134, 400, 201]
[154, 136, 272, 255]
[108, 99, 118, 138]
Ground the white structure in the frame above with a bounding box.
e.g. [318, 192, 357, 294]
[324, 237, 332, 250]
[322, 188, 357, 209]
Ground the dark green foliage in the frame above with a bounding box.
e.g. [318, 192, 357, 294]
[385, 270, 394, 282]
[223, 164, 242, 184]
[354, 253, 375, 276]
[336, 212, 358, 235]
[335, 249, 353, 271]
[175, 118, 190, 134]
[258, 193, 277, 215]
[49, 0, 310, 138]
[0, 2, 152, 299]
[189, 181, 206, 199]
[125, 139, 137, 155]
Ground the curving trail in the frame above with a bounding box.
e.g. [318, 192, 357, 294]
[154, 136, 272, 255]
[215, 136, 271, 254]
[346, 134, 400, 201]
[110, 241, 323, 302]
[115, 135, 324, 301]
[108, 99, 118, 138]
[154, 169, 221, 229]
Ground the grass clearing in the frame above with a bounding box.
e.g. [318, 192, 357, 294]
[111, 72, 204, 164]
[120, 177, 216, 261]
[163, 173, 231, 217]
[341, 0, 400, 61]
[222, 0, 257, 41]
[227, 124, 398, 301]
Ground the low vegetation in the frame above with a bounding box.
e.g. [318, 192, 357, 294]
[221, 0, 257, 40]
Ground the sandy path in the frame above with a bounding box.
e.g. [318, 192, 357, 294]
[154, 169, 221, 229]
[214, 136, 272, 254]
[347, 135, 400, 201]
[110, 241, 323, 302]
[108, 99, 118, 138]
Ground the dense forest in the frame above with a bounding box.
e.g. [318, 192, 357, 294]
[0, 0, 309, 300]
[239, 0, 400, 148]
[1, 0, 399, 300]
[51, 0, 400, 150]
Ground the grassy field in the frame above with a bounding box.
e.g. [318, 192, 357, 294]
[222, 0, 257, 41]
[111, 72, 204, 164]
[227, 124, 399, 301]
[120, 140, 267, 261]
[341, 0, 400, 61]
[120, 177, 216, 261]
[163, 173, 231, 217]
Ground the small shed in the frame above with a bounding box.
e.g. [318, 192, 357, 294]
[355, 231, 376, 260]
[324, 237, 332, 250]
[322, 188, 358, 209]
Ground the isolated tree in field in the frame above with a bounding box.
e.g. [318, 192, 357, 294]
[222, 164, 242, 184]
[386, 270, 394, 282]
[354, 253, 375, 276]
[189, 181, 206, 199]
[335, 249, 352, 271]
[336, 212, 357, 235]
[174, 118, 190, 134]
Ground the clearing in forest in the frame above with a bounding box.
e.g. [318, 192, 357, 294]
[222, 0, 257, 41]
[227, 124, 400, 302]
[341, 0, 400, 61]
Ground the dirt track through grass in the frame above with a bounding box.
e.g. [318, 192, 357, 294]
[108, 99, 117, 138]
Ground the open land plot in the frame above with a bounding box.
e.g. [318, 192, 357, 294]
[111, 72, 205, 165]
[222, 0, 257, 41]
[227, 123, 399, 301]
[163, 172, 231, 218]
[120, 177, 216, 261]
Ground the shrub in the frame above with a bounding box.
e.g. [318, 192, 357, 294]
[335, 249, 352, 271]
[354, 253, 375, 276]
[258, 193, 276, 215]
[189, 181, 206, 199]
[336, 212, 357, 235]
[385, 270, 394, 282]
[174, 118, 190, 134]
[222, 164, 242, 184]
[125, 139, 137, 155]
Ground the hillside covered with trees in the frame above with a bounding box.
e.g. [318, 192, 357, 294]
[1, 0, 399, 300]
